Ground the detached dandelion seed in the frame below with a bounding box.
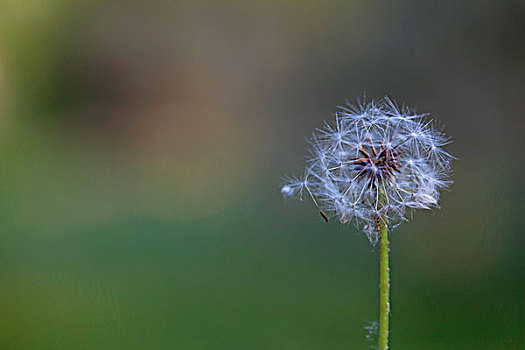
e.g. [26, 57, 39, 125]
[280, 97, 454, 350]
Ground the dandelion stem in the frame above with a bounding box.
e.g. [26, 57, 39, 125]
[378, 192, 390, 350]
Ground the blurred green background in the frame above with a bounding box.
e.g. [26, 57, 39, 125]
[0, 0, 523, 349]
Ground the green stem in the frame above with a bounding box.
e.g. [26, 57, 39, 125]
[378, 215, 390, 350]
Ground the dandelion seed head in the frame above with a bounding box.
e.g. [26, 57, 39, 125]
[281, 97, 454, 244]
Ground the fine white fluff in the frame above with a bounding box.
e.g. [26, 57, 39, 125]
[281, 97, 454, 244]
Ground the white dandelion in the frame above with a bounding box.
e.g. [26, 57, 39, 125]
[281, 97, 454, 244]
[280, 96, 455, 350]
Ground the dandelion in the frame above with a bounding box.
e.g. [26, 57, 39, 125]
[280, 97, 454, 350]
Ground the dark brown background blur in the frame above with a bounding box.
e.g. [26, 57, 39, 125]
[0, 1, 523, 349]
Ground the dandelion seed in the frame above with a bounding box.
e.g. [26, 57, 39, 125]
[280, 185, 293, 196]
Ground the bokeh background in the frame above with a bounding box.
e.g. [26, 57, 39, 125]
[0, 1, 523, 349]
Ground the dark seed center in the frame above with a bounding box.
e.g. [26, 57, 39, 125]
[353, 145, 402, 184]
